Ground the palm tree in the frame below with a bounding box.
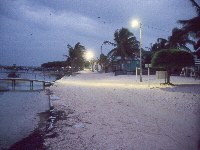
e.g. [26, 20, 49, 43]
[151, 27, 194, 51]
[151, 38, 168, 51]
[178, 0, 200, 51]
[67, 42, 86, 72]
[104, 28, 139, 70]
[168, 27, 195, 50]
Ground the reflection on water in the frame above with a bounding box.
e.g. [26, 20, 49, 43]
[0, 91, 49, 149]
[0, 70, 57, 149]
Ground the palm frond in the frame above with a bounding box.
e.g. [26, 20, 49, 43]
[189, 0, 200, 16]
[103, 41, 116, 46]
[107, 48, 117, 59]
[194, 39, 200, 50]
[179, 45, 191, 52]
[178, 0, 200, 39]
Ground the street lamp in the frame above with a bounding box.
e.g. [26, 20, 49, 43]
[131, 20, 142, 82]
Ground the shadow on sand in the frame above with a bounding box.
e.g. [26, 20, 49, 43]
[159, 84, 200, 94]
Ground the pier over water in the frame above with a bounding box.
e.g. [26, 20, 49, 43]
[0, 78, 54, 90]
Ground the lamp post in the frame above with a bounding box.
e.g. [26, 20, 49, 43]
[139, 23, 142, 82]
[91, 57, 94, 72]
[132, 20, 142, 82]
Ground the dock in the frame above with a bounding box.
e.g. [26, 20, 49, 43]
[0, 78, 54, 90]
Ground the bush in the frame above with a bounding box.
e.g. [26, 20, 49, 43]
[151, 49, 194, 69]
[151, 49, 194, 84]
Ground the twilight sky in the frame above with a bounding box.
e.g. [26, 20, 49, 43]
[0, 0, 199, 66]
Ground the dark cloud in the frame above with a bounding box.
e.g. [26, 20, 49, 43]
[0, 0, 22, 21]
[0, 0, 198, 66]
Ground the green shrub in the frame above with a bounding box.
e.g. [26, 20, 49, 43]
[151, 49, 194, 84]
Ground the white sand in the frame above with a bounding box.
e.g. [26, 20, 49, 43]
[45, 70, 200, 150]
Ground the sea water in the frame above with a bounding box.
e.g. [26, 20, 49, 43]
[0, 69, 57, 149]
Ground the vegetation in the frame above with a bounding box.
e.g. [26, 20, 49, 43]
[99, 54, 109, 72]
[39, 0, 199, 75]
[178, 0, 200, 50]
[41, 42, 86, 72]
[151, 27, 195, 52]
[178, 0, 200, 58]
[151, 49, 195, 84]
[41, 61, 69, 69]
[99, 54, 108, 65]
[66, 42, 86, 72]
[84, 61, 90, 68]
[149, 0, 199, 57]
[3, 64, 28, 70]
[104, 28, 139, 70]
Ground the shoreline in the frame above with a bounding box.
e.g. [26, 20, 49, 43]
[8, 94, 74, 150]
[0, 71, 65, 149]
[8, 111, 50, 150]
[6, 77, 66, 150]
[6, 71, 200, 149]
[5, 89, 53, 150]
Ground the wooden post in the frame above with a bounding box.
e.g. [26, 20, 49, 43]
[136, 67, 138, 81]
[30, 81, 33, 89]
[12, 79, 16, 90]
[43, 82, 45, 90]
[12, 80, 14, 87]
[43, 82, 45, 88]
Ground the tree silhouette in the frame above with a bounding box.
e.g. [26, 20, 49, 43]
[151, 28, 194, 52]
[178, 0, 200, 51]
[67, 42, 86, 72]
[104, 28, 139, 70]
[151, 49, 195, 84]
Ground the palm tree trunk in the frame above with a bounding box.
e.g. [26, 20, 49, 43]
[71, 59, 75, 73]
[166, 70, 172, 84]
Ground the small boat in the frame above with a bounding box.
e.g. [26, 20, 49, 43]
[7, 72, 20, 78]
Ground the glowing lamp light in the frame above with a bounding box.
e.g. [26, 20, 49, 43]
[131, 20, 139, 27]
[86, 51, 94, 60]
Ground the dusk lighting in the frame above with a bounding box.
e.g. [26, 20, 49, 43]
[131, 20, 140, 27]
[0, 0, 199, 149]
[86, 51, 94, 60]
[132, 19, 143, 82]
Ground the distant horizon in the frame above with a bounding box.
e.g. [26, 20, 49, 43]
[0, 64, 42, 67]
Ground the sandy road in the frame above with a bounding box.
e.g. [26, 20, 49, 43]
[45, 70, 200, 150]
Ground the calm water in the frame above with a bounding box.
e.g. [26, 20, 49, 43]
[0, 69, 57, 149]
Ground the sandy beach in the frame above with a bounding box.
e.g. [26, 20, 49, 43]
[44, 70, 200, 150]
